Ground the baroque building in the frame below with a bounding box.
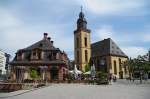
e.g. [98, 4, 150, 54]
[10, 33, 70, 82]
[74, 10, 91, 72]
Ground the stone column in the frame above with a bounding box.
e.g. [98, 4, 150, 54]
[46, 67, 51, 81]
[24, 70, 28, 80]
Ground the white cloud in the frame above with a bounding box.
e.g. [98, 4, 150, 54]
[122, 46, 147, 58]
[93, 25, 116, 42]
[0, 7, 21, 29]
[93, 24, 149, 58]
[83, 0, 147, 16]
[0, 23, 74, 59]
[0, 5, 74, 60]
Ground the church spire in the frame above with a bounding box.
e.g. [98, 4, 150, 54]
[77, 7, 87, 30]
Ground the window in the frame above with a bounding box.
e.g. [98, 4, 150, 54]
[77, 37, 79, 48]
[85, 50, 88, 62]
[114, 60, 117, 75]
[124, 62, 127, 74]
[119, 58, 122, 71]
[77, 51, 79, 63]
[84, 37, 87, 47]
[17, 52, 22, 60]
[48, 54, 52, 60]
[39, 43, 43, 47]
[38, 52, 41, 59]
[53, 53, 56, 60]
[33, 52, 36, 56]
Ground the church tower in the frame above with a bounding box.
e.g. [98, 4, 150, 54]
[74, 8, 91, 72]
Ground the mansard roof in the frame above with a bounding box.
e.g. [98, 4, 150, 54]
[91, 38, 128, 58]
[10, 33, 69, 66]
[24, 35, 57, 51]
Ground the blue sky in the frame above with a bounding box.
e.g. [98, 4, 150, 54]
[0, 0, 150, 60]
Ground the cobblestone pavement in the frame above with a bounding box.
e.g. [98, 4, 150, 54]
[0, 80, 150, 99]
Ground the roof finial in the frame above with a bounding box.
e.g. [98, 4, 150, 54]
[81, 6, 83, 12]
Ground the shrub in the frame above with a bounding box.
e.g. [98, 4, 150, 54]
[96, 71, 107, 81]
[85, 64, 90, 72]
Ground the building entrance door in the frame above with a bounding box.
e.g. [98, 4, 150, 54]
[16, 68, 22, 82]
[50, 66, 58, 80]
[119, 71, 123, 79]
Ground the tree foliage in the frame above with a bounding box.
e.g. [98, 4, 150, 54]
[30, 69, 39, 79]
[126, 51, 150, 74]
[85, 64, 90, 72]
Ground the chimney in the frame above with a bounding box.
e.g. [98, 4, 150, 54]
[43, 33, 48, 40]
[51, 41, 53, 45]
[48, 37, 51, 41]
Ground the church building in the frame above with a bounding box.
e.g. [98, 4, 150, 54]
[74, 10, 129, 78]
[91, 38, 129, 79]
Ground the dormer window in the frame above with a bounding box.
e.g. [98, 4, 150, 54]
[33, 52, 36, 56]
[39, 43, 43, 47]
[38, 52, 41, 60]
[17, 52, 22, 60]
[32, 49, 42, 60]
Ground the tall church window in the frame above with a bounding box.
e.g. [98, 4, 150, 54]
[119, 58, 122, 71]
[114, 60, 117, 75]
[84, 37, 87, 47]
[77, 51, 79, 63]
[124, 62, 127, 74]
[77, 37, 79, 48]
[85, 50, 88, 62]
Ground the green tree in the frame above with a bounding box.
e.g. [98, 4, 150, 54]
[85, 64, 90, 72]
[30, 69, 39, 79]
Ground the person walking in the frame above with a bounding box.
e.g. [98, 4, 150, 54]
[109, 74, 112, 84]
[140, 71, 143, 84]
[144, 73, 148, 83]
[113, 75, 117, 82]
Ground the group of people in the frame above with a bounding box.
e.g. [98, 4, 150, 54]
[109, 74, 117, 84]
[128, 72, 149, 84]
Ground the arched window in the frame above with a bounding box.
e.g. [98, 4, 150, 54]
[84, 37, 87, 47]
[119, 58, 122, 71]
[85, 50, 88, 62]
[77, 51, 79, 63]
[76, 37, 79, 48]
[114, 60, 117, 75]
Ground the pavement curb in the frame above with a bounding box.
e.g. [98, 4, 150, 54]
[0, 85, 49, 98]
